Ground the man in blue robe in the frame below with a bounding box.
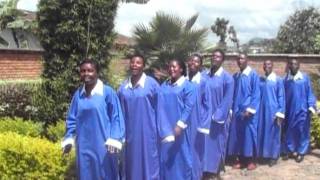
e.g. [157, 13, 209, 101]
[257, 60, 285, 166]
[118, 54, 173, 180]
[201, 49, 234, 179]
[282, 58, 317, 163]
[186, 53, 209, 180]
[227, 53, 260, 170]
[62, 59, 125, 180]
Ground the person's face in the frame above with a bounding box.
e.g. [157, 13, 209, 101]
[130, 56, 144, 76]
[80, 63, 98, 85]
[211, 51, 223, 68]
[288, 59, 300, 75]
[187, 56, 201, 73]
[169, 60, 183, 80]
[263, 60, 273, 75]
[237, 54, 248, 71]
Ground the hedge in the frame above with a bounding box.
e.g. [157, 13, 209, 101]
[0, 132, 75, 179]
[46, 120, 66, 143]
[0, 117, 43, 137]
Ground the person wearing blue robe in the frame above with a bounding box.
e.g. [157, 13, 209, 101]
[257, 60, 285, 166]
[62, 59, 125, 180]
[159, 59, 196, 180]
[227, 53, 260, 170]
[282, 58, 316, 163]
[118, 54, 172, 180]
[186, 53, 209, 180]
[201, 49, 234, 179]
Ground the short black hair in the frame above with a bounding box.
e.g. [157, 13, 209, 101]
[169, 58, 187, 76]
[212, 49, 225, 60]
[80, 58, 100, 73]
[128, 50, 146, 66]
[189, 53, 203, 65]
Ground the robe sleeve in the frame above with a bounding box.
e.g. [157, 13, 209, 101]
[61, 90, 79, 148]
[246, 72, 261, 114]
[105, 87, 125, 150]
[305, 75, 317, 113]
[156, 90, 175, 142]
[176, 83, 196, 129]
[212, 74, 235, 123]
[197, 81, 212, 134]
[275, 78, 285, 119]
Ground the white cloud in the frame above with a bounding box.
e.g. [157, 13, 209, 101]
[115, 0, 320, 44]
[17, 0, 39, 11]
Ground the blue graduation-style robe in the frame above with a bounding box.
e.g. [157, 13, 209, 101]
[187, 71, 209, 180]
[257, 72, 285, 159]
[118, 73, 170, 180]
[283, 71, 316, 155]
[159, 76, 196, 180]
[227, 66, 260, 157]
[63, 79, 125, 180]
[201, 67, 234, 173]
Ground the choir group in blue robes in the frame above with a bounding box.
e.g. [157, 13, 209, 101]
[118, 73, 165, 180]
[257, 72, 285, 160]
[283, 71, 316, 156]
[201, 67, 234, 174]
[159, 76, 196, 180]
[227, 66, 261, 158]
[63, 79, 125, 180]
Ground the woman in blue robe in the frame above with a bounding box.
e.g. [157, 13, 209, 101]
[257, 60, 285, 166]
[62, 59, 125, 180]
[283, 59, 316, 163]
[186, 54, 209, 180]
[160, 59, 196, 180]
[118, 54, 172, 180]
[227, 53, 260, 170]
[201, 49, 234, 179]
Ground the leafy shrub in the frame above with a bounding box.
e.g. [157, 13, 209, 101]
[0, 80, 41, 120]
[46, 120, 66, 142]
[0, 132, 75, 179]
[0, 117, 43, 137]
[310, 73, 320, 99]
[311, 114, 320, 148]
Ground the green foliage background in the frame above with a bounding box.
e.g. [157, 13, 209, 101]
[36, 0, 119, 124]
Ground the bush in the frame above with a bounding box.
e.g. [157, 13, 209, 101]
[0, 117, 43, 137]
[311, 114, 320, 148]
[310, 73, 320, 99]
[0, 80, 41, 120]
[46, 120, 66, 142]
[0, 132, 75, 179]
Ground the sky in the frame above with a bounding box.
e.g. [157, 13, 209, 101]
[16, 0, 320, 44]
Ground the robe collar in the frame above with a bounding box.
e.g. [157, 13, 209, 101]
[241, 66, 252, 76]
[80, 79, 104, 96]
[266, 72, 277, 82]
[125, 73, 146, 89]
[214, 67, 224, 77]
[187, 71, 201, 84]
[171, 76, 186, 86]
[288, 71, 303, 81]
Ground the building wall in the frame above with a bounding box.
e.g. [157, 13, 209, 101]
[0, 49, 43, 80]
[214, 54, 320, 76]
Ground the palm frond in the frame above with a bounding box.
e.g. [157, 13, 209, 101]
[185, 13, 199, 31]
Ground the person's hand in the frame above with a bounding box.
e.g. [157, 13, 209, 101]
[243, 111, 253, 118]
[174, 125, 183, 137]
[276, 117, 284, 126]
[107, 145, 120, 154]
[62, 144, 72, 155]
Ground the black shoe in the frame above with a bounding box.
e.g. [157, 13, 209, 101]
[295, 154, 304, 163]
[282, 154, 289, 160]
[268, 159, 277, 167]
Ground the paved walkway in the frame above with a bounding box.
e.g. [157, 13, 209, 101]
[221, 149, 320, 180]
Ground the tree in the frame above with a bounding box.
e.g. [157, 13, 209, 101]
[0, 0, 37, 48]
[36, 0, 118, 124]
[211, 17, 239, 51]
[121, 0, 149, 3]
[133, 12, 207, 69]
[275, 7, 320, 54]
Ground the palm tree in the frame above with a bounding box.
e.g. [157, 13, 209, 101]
[133, 12, 207, 69]
[121, 0, 150, 3]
